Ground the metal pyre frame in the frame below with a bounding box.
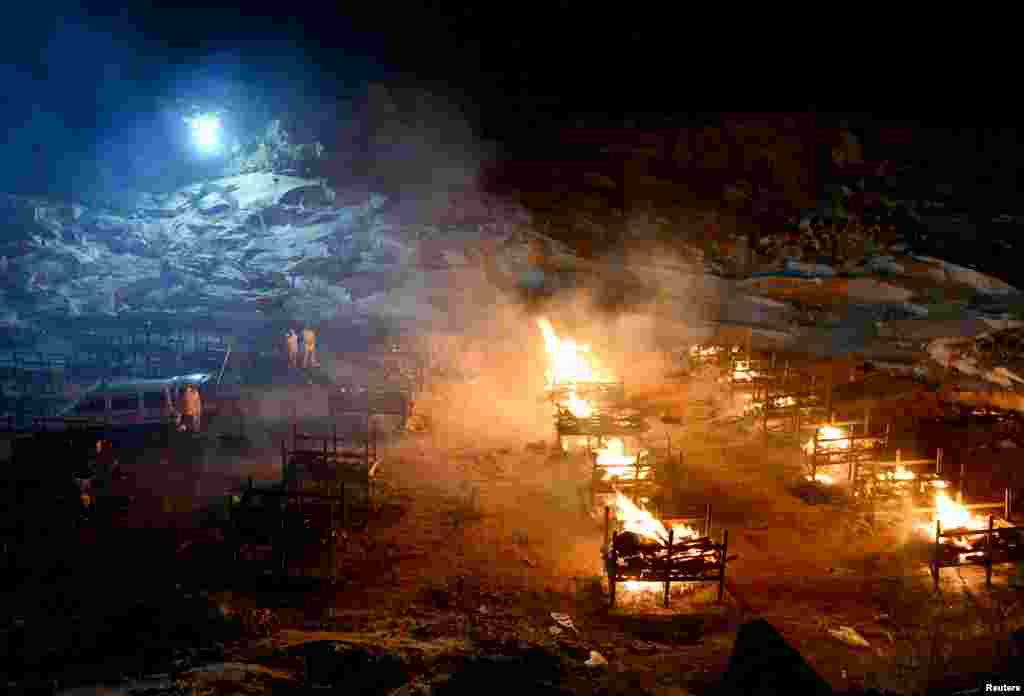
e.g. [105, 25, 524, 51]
[329, 382, 411, 433]
[281, 423, 379, 526]
[228, 424, 380, 581]
[804, 417, 890, 484]
[590, 442, 658, 510]
[547, 381, 626, 405]
[551, 385, 645, 453]
[749, 369, 829, 436]
[603, 504, 728, 608]
[930, 516, 1024, 590]
[850, 448, 945, 504]
[688, 343, 745, 372]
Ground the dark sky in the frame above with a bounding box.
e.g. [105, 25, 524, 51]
[0, 1, 1019, 200]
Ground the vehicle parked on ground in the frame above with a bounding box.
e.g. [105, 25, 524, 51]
[57, 373, 239, 441]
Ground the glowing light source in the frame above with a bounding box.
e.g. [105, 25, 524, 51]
[186, 114, 223, 153]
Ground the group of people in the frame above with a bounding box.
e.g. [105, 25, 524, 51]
[285, 327, 319, 369]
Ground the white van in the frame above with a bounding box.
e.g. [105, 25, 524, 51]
[60, 373, 216, 426]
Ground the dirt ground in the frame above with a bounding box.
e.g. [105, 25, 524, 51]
[220, 363, 1021, 693]
[4, 356, 1023, 695]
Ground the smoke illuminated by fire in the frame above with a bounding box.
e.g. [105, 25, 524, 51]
[612, 491, 697, 544]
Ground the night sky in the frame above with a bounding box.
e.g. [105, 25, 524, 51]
[0, 2, 1019, 204]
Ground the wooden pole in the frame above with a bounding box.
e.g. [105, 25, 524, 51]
[826, 364, 834, 420]
[664, 528, 673, 608]
[718, 530, 729, 603]
[609, 531, 617, 608]
[933, 520, 941, 591]
[986, 516, 994, 588]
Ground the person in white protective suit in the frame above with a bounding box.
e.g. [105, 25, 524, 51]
[286, 329, 299, 369]
[302, 326, 319, 368]
[180, 384, 202, 433]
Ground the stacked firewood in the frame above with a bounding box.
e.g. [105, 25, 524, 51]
[610, 531, 721, 578]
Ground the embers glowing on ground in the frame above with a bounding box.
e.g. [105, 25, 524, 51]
[612, 491, 697, 545]
[596, 439, 648, 481]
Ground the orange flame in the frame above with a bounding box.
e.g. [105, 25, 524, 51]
[612, 491, 697, 544]
[930, 490, 987, 532]
[565, 391, 594, 418]
[877, 466, 916, 481]
[804, 424, 850, 455]
[916, 490, 989, 561]
[537, 318, 612, 388]
[597, 439, 649, 481]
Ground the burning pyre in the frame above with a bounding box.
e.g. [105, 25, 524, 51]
[595, 439, 649, 481]
[915, 489, 991, 562]
[731, 359, 761, 383]
[538, 318, 617, 419]
[743, 394, 797, 416]
[612, 491, 695, 545]
[803, 424, 850, 456]
[607, 493, 723, 599]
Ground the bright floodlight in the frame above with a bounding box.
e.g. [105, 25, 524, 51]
[187, 114, 222, 153]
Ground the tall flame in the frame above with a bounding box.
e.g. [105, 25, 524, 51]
[538, 318, 610, 387]
[613, 491, 697, 544]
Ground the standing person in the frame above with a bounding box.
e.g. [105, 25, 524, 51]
[285, 329, 299, 369]
[302, 326, 319, 368]
[180, 384, 202, 433]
